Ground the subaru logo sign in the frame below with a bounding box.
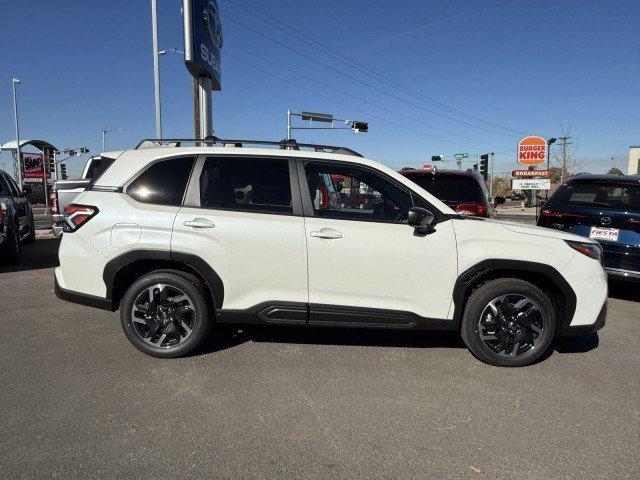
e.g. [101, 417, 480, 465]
[203, 1, 223, 50]
[183, 0, 223, 90]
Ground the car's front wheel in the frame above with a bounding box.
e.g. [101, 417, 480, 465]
[120, 270, 212, 358]
[461, 278, 556, 367]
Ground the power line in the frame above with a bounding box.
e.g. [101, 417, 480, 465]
[222, 12, 526, 138]
[228, 46, 512, 151]
[226, 52, 505, 154]
[225, 0, 530, 136]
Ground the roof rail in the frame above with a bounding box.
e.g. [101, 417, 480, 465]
[134, 136, 363, 157]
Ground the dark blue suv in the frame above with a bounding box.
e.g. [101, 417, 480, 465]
[538, 174, 640, 281]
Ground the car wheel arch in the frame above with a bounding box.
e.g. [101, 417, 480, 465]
[451, 259, 576, 333]
[103, 250, 224, 311]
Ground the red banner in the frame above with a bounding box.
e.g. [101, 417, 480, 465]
[21, 153, 51, 179]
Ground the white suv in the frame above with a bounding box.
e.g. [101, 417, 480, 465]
[55, 138, 607, 367]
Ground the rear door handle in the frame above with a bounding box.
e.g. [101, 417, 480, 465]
[183, 218, 215, 229]
[310, 228, 343, 239]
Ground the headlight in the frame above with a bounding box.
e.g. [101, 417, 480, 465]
[565, 240, 603, 264]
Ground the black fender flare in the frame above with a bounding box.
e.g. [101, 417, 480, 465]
[102, 249, 224, 309]
[450, 259, 577, 330]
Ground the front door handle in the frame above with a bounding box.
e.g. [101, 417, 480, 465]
[310, 228, 343, 239]
[183, 218, 215, 229]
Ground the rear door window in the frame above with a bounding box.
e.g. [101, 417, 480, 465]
[406, 174, 484, 204]
[198, 156, 292, 214]
[554, 181, 640, 211]
[127, 157, 195, 206]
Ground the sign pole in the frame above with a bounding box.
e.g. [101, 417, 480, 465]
[198, 76, 212, 138]
[12, 78, 23, 190]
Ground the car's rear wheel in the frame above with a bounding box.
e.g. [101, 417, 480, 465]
[120, 270, 212, 358]
[1, 223, 21, 265]
[461, 278, 556, 367]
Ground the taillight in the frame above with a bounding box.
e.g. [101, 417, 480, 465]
[0, 204, 6, 226]
[455, 203, 487, 216]
[64, 204, 98, 232]
[49, 188, 58, 214]
[540, 209, 586, 218]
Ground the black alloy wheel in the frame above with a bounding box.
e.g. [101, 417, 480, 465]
[120, 271, 211, 358]
[461, 278, 556, 367]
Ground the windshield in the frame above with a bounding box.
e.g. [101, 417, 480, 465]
[406, 174, 484, 203]
[553, 180, 640, 211]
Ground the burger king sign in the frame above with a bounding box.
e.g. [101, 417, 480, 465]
[517, 136, 547, 167]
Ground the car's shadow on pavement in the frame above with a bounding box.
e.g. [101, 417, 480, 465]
[196, 326, 466, 356]
[197, 324, 599, 359]
[608, 279, 640, 302]
[0, 237, 60, 273]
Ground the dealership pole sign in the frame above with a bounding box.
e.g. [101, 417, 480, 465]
[517, 136, 547, 167]
[183, 0, 223, 90]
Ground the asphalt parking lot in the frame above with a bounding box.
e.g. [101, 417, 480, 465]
[1, 239, 638, 479]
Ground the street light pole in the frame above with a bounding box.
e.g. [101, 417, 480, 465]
[11, 78, 23, 190]
[101, 127, 123, 152]
[151, 0, 162, 139]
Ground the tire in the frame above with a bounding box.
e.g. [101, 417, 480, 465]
[460, 278, 556, 367]
[120, 270, 212, 358]
[23, 214, 36, 244]
[1, 224, 21, 265]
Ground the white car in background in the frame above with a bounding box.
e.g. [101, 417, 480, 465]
[54, 137, 607, 367]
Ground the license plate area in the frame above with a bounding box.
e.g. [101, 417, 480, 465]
[589, 226, 619, 242]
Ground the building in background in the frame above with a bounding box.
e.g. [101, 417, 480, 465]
[628, 146, 640, 174]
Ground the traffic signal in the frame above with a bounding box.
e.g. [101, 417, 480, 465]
[49, 156, 55, 175]
[60, 163, 68, 180]
[80, 147, 89, 155]
[479, 154, 489, 181]
[68, 149, 76, 157]
[351, 121, 368, 133]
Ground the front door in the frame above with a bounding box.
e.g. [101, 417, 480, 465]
[300, 160, 458, 327]
[172, 155, 308, 323]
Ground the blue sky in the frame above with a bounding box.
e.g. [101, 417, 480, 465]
[1, 0, 638, 177]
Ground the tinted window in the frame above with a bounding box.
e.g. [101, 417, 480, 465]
[199, 156, 292, 214]
[553, 181, 640, 211]
[5, 175, 21, 197]
[304, 162, 413, 223]
[127, 157, 195, 206]
[0, 173, 10, 196]
[405, 174, 484, 204]
[86, 157, 115, 181]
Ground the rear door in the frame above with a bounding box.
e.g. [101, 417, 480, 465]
[172, 155, 308, 321]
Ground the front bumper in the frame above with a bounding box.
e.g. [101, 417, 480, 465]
[559, 301, 607, 336]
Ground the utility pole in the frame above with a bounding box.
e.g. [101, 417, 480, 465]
[151, 0, 162, 138]
[557, 135, 573, 183]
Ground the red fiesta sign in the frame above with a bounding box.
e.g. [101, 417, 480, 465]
[517, 136, 547, 166]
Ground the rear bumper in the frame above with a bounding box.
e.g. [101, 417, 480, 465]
[559, 301, 606, 336]
[605, 267, 640, 282]
[54, 272, 114, 311]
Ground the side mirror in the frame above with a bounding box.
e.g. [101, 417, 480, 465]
[21, 185, 33, 197]
[493, 196, 506, 206]
[407, 207, 435, 234]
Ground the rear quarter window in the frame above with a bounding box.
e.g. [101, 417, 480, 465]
[127, 157, 195, 206]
